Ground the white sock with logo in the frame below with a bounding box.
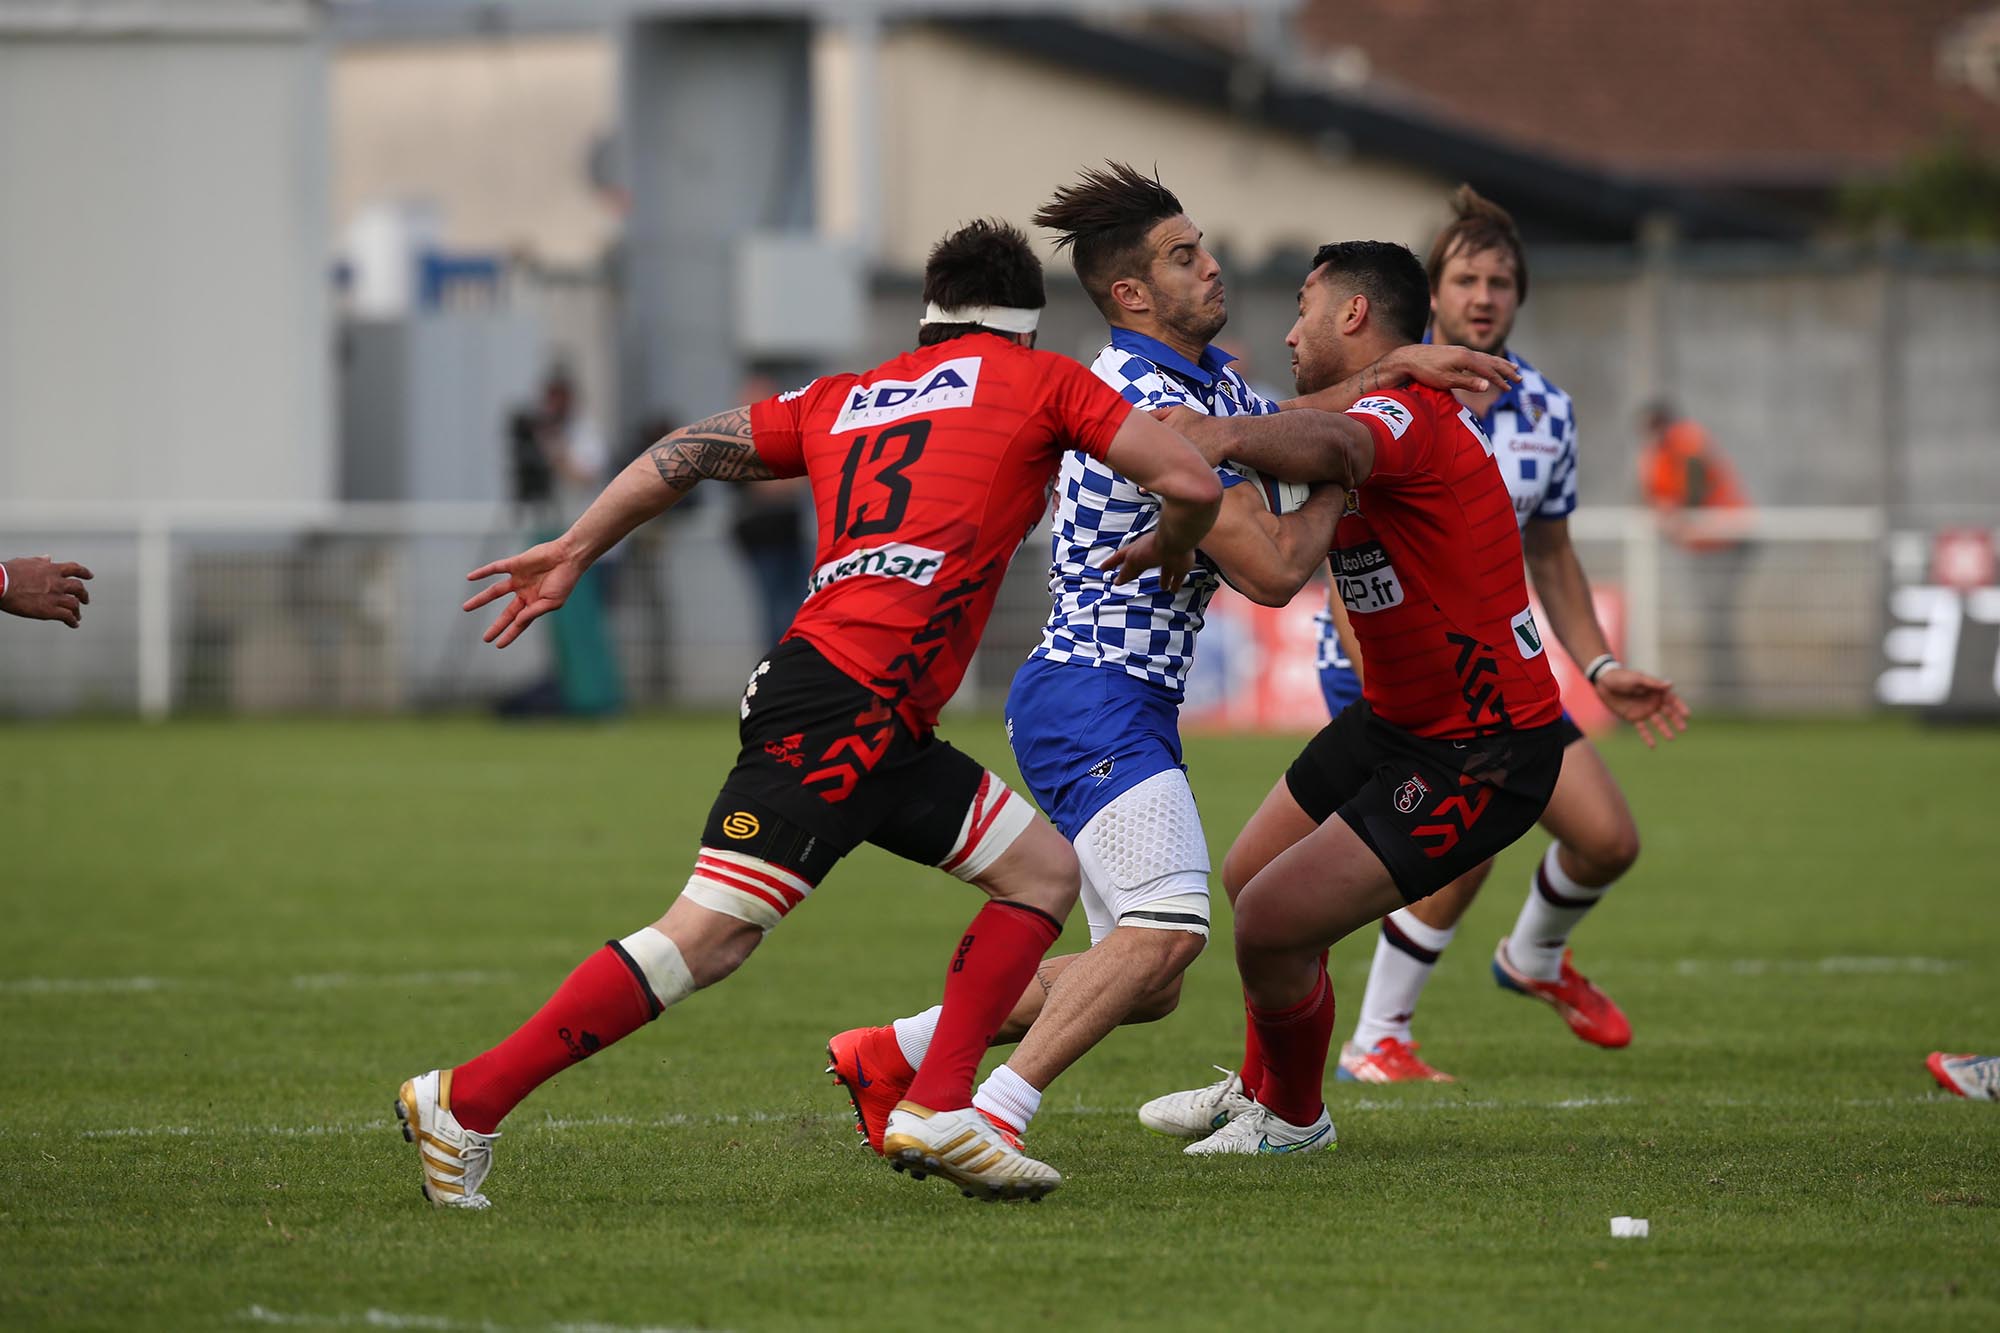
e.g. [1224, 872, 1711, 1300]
[972, 1062, 1042, 1137]
[1506, 845, 1613, 982]
[892, 1005, 942, 1069]
[1350, 908, 1456, 1051]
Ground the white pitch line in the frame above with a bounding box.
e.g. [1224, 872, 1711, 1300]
[0, 976, 177, 995]
[288, 970, 519, 991]
[27, 1091, 1954, 1143]
[239, 1305, 720, 1333]
[0, 971, 523, 997]
[1665, 956, 1962, 977]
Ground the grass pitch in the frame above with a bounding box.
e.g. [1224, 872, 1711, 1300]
[2, 713, 1997, 1332]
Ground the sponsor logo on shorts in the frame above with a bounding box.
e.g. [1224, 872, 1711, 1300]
[831, 357, 981, 432]
[1349, 396, 1411, 439]
[809, 542, 946, 595]
[1342, 490, 1361, 516]
[1088, 757, 1116, 782]
[720, 811, 761, 840]
[764, 732, 805, 769]
[1394, 774, 1430, 815]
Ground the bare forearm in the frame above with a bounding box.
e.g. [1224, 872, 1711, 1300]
[1207, 411, 1369, 486]
[1155, 492, 1222, 561]
[1527, 547, 1612, 666]
[567, 406, 773, 562]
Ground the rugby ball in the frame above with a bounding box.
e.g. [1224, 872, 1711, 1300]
[1235, 465, 1313, 515]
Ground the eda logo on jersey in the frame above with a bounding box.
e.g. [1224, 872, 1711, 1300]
[1349, 395, 1412, 439]
[833, 357, 982, 432]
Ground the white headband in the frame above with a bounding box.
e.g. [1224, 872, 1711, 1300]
[919, 302, 1041, 334]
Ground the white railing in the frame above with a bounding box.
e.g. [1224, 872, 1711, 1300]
[0, 502, 1892, 719]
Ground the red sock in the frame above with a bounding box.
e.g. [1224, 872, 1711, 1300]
[1238, 991, 1266, 1100]
[1238, 949, 1322, 1100]
[450, 944, 660, 1134]
[905, 901, 1063, 1111]
[1246, 964, 1336, 1127]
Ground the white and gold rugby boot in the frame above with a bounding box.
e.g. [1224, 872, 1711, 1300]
[394, 1069, 497, 1209]
[881, 1101, 1060, 1202]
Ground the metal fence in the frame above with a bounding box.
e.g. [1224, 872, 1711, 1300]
[0, 503, 1885, 719]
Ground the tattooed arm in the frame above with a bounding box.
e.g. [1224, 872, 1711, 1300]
[463, 404, 777, 647]
[553, 405, 772, 559]
[642, 406, 777, 498]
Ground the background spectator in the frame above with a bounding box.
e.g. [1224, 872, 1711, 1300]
[1639, 400, 1753, 706]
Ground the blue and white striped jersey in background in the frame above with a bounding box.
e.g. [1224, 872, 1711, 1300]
[1031, 327, 1277, 693]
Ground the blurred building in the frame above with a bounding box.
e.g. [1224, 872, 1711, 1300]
[3, 0, 1998, 719]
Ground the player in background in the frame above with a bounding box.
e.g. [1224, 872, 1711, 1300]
[1145, 240, 1573, 1154]
[1317, 188, 1688, 1085]
[1314, 589, 1364, 716]
[396, 219, 1221, 1208]
[827, 165, 1513, 1159]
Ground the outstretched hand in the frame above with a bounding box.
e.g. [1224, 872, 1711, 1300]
[1098, 531, 1197, 593]
[0, 556, 93, 627]
[463, 539, 585, 648]
[1396, 344, 1521, 395]
[1594, 666, 1690, 749]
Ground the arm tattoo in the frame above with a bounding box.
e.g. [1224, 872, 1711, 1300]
[646, 406, 776, 494]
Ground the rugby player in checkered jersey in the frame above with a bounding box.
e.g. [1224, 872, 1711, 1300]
[826, 165, 1513, 1164]
[1145, 239, 1634, 1155]
[1295, 188, 1688, 1088]
[395, 219, 1226, 1207]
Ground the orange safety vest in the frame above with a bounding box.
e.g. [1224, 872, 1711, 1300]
[1640, 422, 1748, 550]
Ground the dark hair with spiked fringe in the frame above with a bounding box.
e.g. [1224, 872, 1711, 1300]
[1033, 162, 1184, 320]
[1425, 184, 1529, 302]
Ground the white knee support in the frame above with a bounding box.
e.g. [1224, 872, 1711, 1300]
[1074, 770, 1212, 941]
[680, 847, 814, 934]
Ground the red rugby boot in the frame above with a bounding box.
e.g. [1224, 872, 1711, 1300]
[826, 1025, 915, 1153]
[1493, 940, 1632, 1049]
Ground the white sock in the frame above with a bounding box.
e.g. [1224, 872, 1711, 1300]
[1350, 908, 1456, 1050]
[1506, 845, 1613, 982]
[891, 1005, 941, 1069]
[614, 926, 695, 1011]
[972, 1062, 1042, 1136]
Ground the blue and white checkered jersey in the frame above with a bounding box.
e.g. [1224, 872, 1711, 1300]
[1031, 327, 1278, 692]
[1476, 350, 1578, 530]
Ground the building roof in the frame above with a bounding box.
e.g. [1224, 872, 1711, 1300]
[1296, 0, 2000, 188]
[950, 14, 1803, 244]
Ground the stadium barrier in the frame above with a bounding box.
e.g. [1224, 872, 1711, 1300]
[0, 503, 1885, 720]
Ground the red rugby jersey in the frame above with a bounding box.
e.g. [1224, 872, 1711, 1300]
[1334, 384, 1562, 738]
[750, 333, 1132, 733]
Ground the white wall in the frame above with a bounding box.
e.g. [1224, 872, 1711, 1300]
[0, 18, 332, 505]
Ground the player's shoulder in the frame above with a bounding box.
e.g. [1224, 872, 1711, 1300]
[1089, 341, 1199, 408]
[1348, 381, 1448, 438]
